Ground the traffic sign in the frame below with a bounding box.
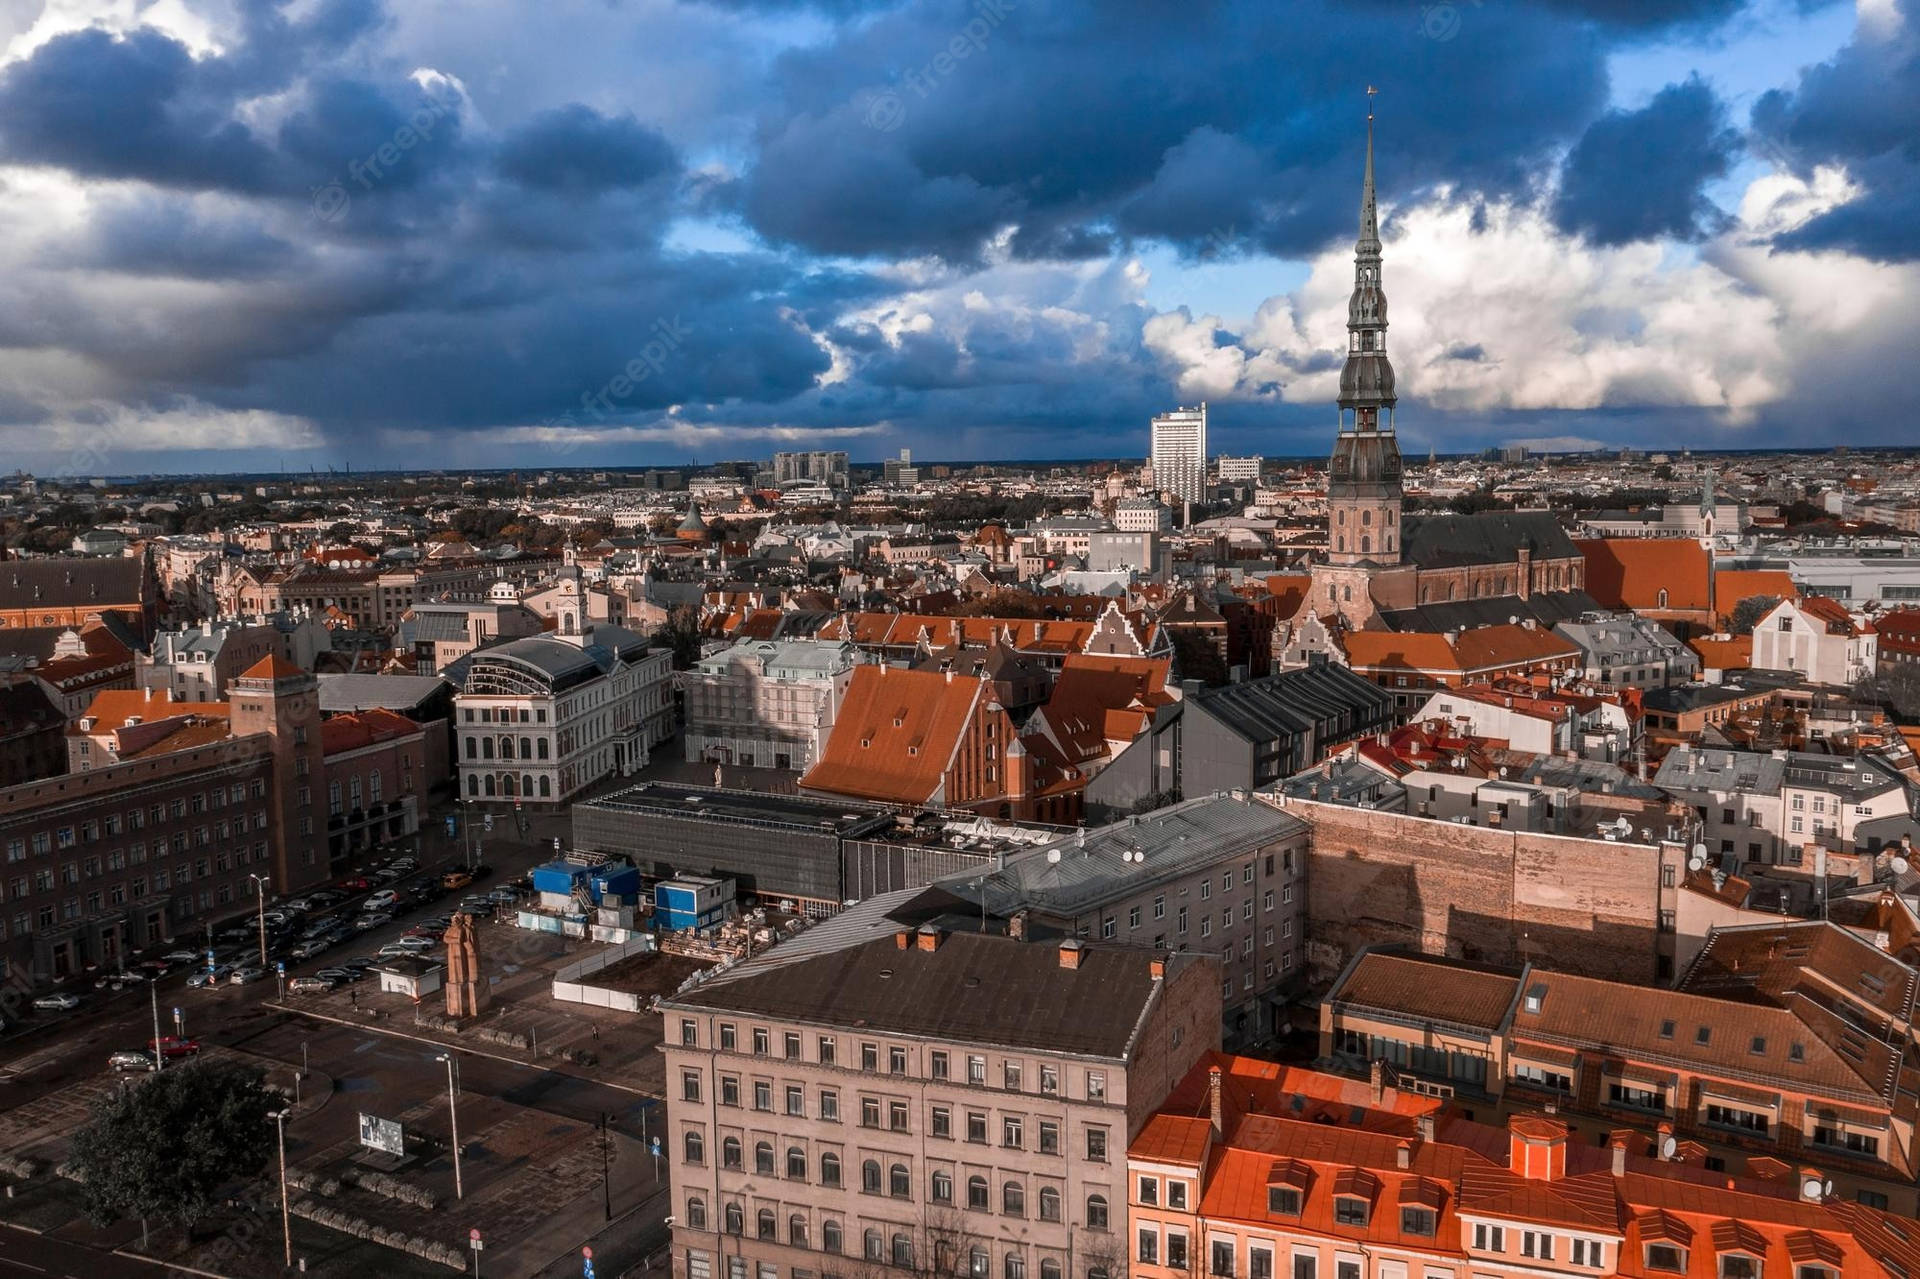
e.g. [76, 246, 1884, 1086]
[275, 960, 285, 973]
[469, 1228, 484, 1251]
[584, 1248, 594, 1260]
[650, 1136, 661, 1156]
[585, 1262, 596, 1279]
[483, 814, 494, 833]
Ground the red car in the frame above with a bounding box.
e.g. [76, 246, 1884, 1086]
[148, 1036, 201, 1060]
[337, 876, 372, 891]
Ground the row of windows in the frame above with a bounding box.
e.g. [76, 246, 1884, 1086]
[686, 1207, 1077, 1279]
[5, 833, 266, 904]
[680, 1022, 1108, 1100]
[3, 783, 267, 861]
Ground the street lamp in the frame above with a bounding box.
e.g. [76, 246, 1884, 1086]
[248, 872, 270, 968]
[267, 1107, 292, 1268]
[149, 981, 164, 1073]
[599, 1112, 614, 1221]
[435, 1052, 464, 1199]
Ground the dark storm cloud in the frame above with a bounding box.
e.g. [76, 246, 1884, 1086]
[1552, 77, 1739, 245]
[496, 106, 679, 193]
[735, 0, 1611, 264]
[1751, 0, 1920, 261]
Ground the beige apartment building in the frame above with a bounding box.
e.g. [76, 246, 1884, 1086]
[659, 890, 1224, 1279]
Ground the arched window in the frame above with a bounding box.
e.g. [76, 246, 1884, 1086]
[1003, 1181, 1025, 1216]
[1042, 1262, 1062, 1279]
[539, 775, 552, 798]
[1361, 509, 1372, 526]
[538, 738, 550, 760]
[823, 1221, 843, 1254]
[501, 773, 515, 797]
[754, 1141, 774, 1175]
[862, 1159, 882, 1194]
[890, 1163, 910, 1197]
[1038, 1186, 1061, 1222]
[522, 774, 533, 799]
[721, 1136, 742, 1170]
[724, 1202, 743, 1236]
[968, 1175, 989, 1210]
[1360, 535, 1371, 555]
[1007, 1256, 1027, 1279]
[1086, 1194, 1108, 1229]
[820, 1152, 842, 1187]
[790, 1215, 809, 1248]
[481, 738, 494, 760]
[683, 1131, 704, 1164]
[520, 736, 532, 759]
[970, 1247, 990, 1278]
[467, 774, 478, 796]
[1657, 588, 1669, 608]
[865, 1230, 885, 1262]
[787, 1147, 807, 1179]
[686, 1197, 707, 1231]
[500, 736, 514, 760]
[932, 1170, 954, 1203]
[1337, 535, 1346, 553]
[1342, 585, 1352, 602]
[465, 737, 477, 760]
[757, 1209, 776, 1240]
[893, 1234, 914, 1268]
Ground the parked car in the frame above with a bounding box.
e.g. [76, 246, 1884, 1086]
[32, 992, 81, 1012]
[467, 863, 493, 883]
[287, 976, 335, 994]
[337, 876, 372, 892]
[228, 966, 266, 985]
[390, 857, 418, 872]
[149, 1036, 201, 1059]
[187, 965, 232, 988]
[109, 1049, 156, 1072]
[363, 889, 399, 911]
[394, 935, 436, 952]
[289, 939, 330, 961]
[488, 887, 523, 906]
[440, 869, 473, 890]
[376, 942, 417, 959]
[282, 896, 316, 913]
[353, 911, 394, 931]
[162, 949, 202, 965]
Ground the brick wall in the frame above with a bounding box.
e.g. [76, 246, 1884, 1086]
[1267, 796, 1677, 987]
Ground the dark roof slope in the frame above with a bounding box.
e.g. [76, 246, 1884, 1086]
[1380, 590, 1600, 634]
[1190, 662, 1390, 744]
[1401, 511, 1578, 570]
[0, 557, 147, 610]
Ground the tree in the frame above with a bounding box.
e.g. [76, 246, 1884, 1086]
[67, 1059, 277, 1234]
[652, 603, 704, 670]
[1855, 667, 1920, 724]
[1727, 595, 1781, 635]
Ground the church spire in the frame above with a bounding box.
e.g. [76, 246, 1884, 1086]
[1359, 86, 1380, 255]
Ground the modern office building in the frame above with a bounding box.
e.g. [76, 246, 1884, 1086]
[1150, 405, 1208, 507]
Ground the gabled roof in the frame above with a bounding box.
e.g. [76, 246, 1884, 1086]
[799, 665, 986, 806]
[1403, 511, 1578, 570]
[0, 557, 148, 611]
[1576, 538, 1712, 612]
[240, 654, 305, 680]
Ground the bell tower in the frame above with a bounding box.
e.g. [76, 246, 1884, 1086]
[1326, 86, 1404, 568]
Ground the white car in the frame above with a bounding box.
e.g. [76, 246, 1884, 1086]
[363, 889, 399, 911]
[32, 992, 81, 1012]
[353, 911, 394, 931]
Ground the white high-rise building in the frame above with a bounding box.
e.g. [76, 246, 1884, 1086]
[1150, 403, 1208, 505]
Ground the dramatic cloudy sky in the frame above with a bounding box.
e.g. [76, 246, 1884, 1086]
[0, 0, 1915, 473]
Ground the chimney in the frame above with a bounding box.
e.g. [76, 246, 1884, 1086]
[1416, 1112, 1435, 1143]
[1799, 1167, 1825, 1203]
[1396, 1140, 1412, 1170]
[1149, 955, 1166, 981]
[1369, 1059, 1385, 1104]
[916, 923, 943, 952]
[1058, 939, 1084, 970]
[894, 930, 911, 950]
[1656, 1121, 1675, 1159]
[1008, 910, 1030, 942]
[1610, 1138, 1628, 1178]
[1208, 1065, 1223, 1136]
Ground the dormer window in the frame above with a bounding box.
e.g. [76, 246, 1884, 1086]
[1721, 1256, 1761, 1279]
[1648, 1246, 1689, 1273]
[1267, 1186, 1301, 1216]
[1333, 1196, 1369, 1227]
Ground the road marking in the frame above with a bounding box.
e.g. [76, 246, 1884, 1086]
[0, 1257, 48, 1273]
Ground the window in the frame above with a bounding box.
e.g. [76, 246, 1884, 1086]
[1212, 1240, 1235, 1277]
[1249, 1249, 1271, 1279]
[1087, 1072, 1106, 1100]
[1002, 1117, 1023, 1148]
[784, 1031, 801, 1059]
[932, 1106, 952, 1139]
[1646, 1246, 1687, 1273]
[890, 1163, 910, 1198]
[1170, 1235, 1191, 1271]
[970, 1249, 990, 1279]
[820, 1152, 841, 1187]
[893, 1236, 913, 1269]
[719, 1024, 736, 1051]
[1168, 1181, 1188, 1210]
[757, 1209, 775, 1240]
[932, 1171, 954, 1204]
[786, 1086, 804, 1117]
[890, 1101, 909, 1132]
[1038, 1120, 1058, 1154]
[967, 1112, 988, 1143]
[1139, 1230, 1159, 1266]
[1333, 1197, 1369, 1227]
[819, 1089, 838, 1122]
[1720, 1257, 1762, 1279]
[861, 1042, 878, 1071]
[931, 1050, 949, 1079]
[1003, 1181, 1025, 1216]
[787, 1147, 807, 1179]
[823, 1221, 843, 1254]
[753, 1027, 770, 1055]
[865, 1231, 884, 1263]
[1812, 1124, 1879, 1158]
[682, 1070, 703, 1102]
[1138, 1176, 1158, 1205]
[818, 1036, 835, 1065]
[1039, 1186, 1061, 1222]
[1572, 1240, 1606, 1268]
[1004, 1061, 1022, 1090]
[1402, 1208, 1436, 1237]
[1294, 1256, 1317, 1279]
[684, 1131, 705, 1164]
[789, 1216, 808, 1249]
[687, 1197, 707, 1231]
[754, 1142, 774, 1175]
[861, 1098, 881, 1128]
[725, 1203, 744, 1236]
[754, 1081, 772, 1111]
[860, 1159, 882, 1193]
[1474, 1225, 1505, 1253]
[890, 1046, 908, 1074]
[1522, 1232, 1554, 1261]
[1086, 1194, 1108, 1229]
[968, 1176, 990, 1211]
[968, 1055, 987, 1084]
[1086, 1127, 1107, 1161]
[1608, 1081, 1664, 1111]
[1513, 1063, 1572, 1093]
[1706, 1103, 1769, 1135]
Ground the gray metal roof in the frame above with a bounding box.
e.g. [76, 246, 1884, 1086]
[1654, 746, 1786, 795]
[316, 673, 450, 713]
[940, 793, 1307, 917]
[1189, 662, 1389, 744]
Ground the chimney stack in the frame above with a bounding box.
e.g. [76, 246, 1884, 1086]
[916, 923, 943, 952]
[1058, 939, 1084, 970]
[1368, 1059, 1386, 1104]
[1611, 1138, 1628, 1178]
[1149, 955, 1166, 980]
[894, 930, 911, 950]
[1208, 1065, 1223, 1137]
[1008, 909, 1030, 942]
[1396, 1140, 1412, 1170]
[1416, 1112, 1434, 1143]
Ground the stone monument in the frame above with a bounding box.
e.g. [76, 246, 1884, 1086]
[443, 913, 490, 1018]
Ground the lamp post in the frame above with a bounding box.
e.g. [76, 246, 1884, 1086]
[268, 1107, 292, 1269]
[600, 1112, 614, 1221]
[248, 873, 270, 968]
[436, 1052, 464, 1199]
[149, 981, 164, 1073]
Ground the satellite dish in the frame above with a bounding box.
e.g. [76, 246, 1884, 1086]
[1691, 843, 1708, 860]
[1803, 1176, 1823, 1200]
[1824, 1179, 1835, 1198]
[1893, 857, 1911, 875]
[1046, 848, 1061, 864]
[1688, 856, 1706, 872]
[1659, 1135, 1677, 1159]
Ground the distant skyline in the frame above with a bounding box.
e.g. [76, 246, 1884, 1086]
[0, 0, 1915, 474]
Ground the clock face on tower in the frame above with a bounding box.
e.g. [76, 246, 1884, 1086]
[1331, 453, 1350, 477]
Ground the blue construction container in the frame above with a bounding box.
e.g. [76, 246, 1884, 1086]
[654, 875, 735, 933]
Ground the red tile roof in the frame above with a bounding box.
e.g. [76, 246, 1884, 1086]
[799, 665, 987, 805]
[1577, 538, 1712, 611]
